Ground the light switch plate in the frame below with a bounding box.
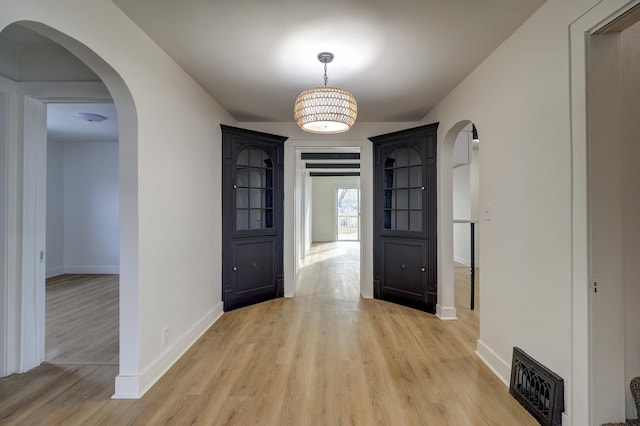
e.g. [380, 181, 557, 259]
[483, 204, 491, 221]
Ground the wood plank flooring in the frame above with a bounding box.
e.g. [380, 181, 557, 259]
[45, 274, 119, 365]
[0, 242, 535, 425]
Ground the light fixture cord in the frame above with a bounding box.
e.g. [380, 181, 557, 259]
[324, 63, 328, 86]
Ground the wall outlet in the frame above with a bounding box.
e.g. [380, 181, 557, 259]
[162, 327, 169, 346]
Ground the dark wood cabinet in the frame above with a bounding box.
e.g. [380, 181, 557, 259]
[369, 123, 438, 313]
[221, 125, 287, 311]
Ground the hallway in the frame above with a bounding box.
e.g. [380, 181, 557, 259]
[0, 242, 534, 425]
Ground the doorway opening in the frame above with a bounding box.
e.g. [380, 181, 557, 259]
[45, 102, 120, 365]
[336, 188, 359, 241]
[451, 123, 480, 322]
[0, 20, 138, 397]
[293, 147, 362, 299]
[587, 7, 640, 424]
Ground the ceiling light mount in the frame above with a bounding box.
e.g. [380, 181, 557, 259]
[317, 52, 334, 64]
[75, 112, 107, 122]
[294, 52, 357, 134]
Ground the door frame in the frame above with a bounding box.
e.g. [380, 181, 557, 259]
[569, 1, 640, 424]
[17, 83, 114, 372]
[284, 141, 372, 299]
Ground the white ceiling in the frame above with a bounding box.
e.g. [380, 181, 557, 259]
[112, 0, 546, 123]
[47, 103, 119, 143]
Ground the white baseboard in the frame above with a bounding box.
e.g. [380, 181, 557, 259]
[436, 304, 457, 320]
[453, 256, 480, 268]
[475, 339, 510, 387]
[112, 375, 140, 399]
[64, 266, 120, 274]
[113, 301, 224, 399]
[46, 266, 64, 278]
[454, 255, 470, 266]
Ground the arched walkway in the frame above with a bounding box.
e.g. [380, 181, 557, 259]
[0, 19, 139, 397]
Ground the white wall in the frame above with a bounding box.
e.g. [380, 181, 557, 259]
[453, 134, 480, 267]
[2, 0, 238, 398]
[62, 141, 119, 274]
[45, 139, 64, 277]
[470, 146, 480, 262]
[453, 164, 470, 264]
[0, 32, 99, 82]
[47, 139, 119, 277]
[312, 176, 360, 242]
[419, 0, 619, 423]
[470, 147, 480, 219]
[452, 128, 471, 166]
[303, 171, 312, 256]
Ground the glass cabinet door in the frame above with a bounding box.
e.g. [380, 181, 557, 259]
[383, 146, 423, 232]
[235, 147, 273, 231]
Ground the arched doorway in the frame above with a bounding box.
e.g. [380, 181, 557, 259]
[437, 120, 481, 322]
[451, 123, 480, 318]
[0, 20, 139, 398]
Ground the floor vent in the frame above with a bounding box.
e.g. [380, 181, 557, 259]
[509, 347, 564, 426]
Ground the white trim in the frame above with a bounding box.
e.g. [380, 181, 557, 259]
[45, 266, 64, 278]
[1, 78, 19, 377]
[453, 256, 480, 268]
[0, 76, 18, 377]
[112, 375, 141, 400]
[435, 304, 457, 320]
[453, 255, 470, 266]
[569, 2, 640, 424]
[438, 121, 472, 323]
[476, 339, 510, 387]
[113, 302, 224, 399]
[17, 82, 110, 102]
[63, 266, 120, 275]
[19, 96, 47, 372]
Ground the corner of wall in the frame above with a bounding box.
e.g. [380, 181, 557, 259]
[45, 266, 64, 278]
[476, 339, 510, 386]
[436, 304, 457, 320]
[113, 301, 224, 399]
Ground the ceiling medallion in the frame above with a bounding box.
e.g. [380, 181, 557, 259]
[294, 52, 357, 134]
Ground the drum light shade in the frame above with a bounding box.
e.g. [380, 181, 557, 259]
[294, 52, 357, 134]
[294, 86, 357, 134]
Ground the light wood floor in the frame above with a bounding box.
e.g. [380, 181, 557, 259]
[453, 262, 480, 324]
[45, 274, 119, 365]
[0, 242, 534, 425]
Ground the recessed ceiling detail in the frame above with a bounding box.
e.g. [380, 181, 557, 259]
[301, 153, 360, 160]
[305, 163, 360, 169]
[310, 172, 360, 177]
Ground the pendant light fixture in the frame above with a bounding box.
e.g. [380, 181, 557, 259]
[294, 52, 358, 134]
